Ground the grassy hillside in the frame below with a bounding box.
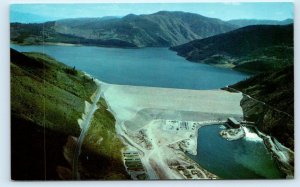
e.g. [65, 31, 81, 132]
[10, 11, 236, 48]
[226, 66, 294, 149]
[233, 45, 293, 73]
[11, 49, 129, 180]
[74, 98, 128, 180]
[171, 24, 293, 73]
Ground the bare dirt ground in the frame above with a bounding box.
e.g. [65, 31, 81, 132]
[101, 82, 244, 179]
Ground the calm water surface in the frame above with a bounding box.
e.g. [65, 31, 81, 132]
[11, 44, 249, 90]
[188, 125, 284, 179]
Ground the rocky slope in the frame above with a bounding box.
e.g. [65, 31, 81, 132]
[226, 65, 294, 150]
[171, 24, 293, 73]
[10, 11, 236, 48]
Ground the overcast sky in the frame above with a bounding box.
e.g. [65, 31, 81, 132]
[10, 2, 294, 23]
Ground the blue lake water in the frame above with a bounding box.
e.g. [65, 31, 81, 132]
[189, 125, 284, 179]
[11, 44, 249, 90]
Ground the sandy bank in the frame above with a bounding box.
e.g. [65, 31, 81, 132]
[44, 42, 82, 47]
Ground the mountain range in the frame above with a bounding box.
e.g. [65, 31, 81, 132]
[11, 11, 237, 47]
[227, 18, 293, 27]
[10, 10, 295, 179]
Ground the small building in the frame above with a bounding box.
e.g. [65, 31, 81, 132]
[177, 166, 185, 171]
[191, 170, 198, 175]
[227, 117, 240, 128]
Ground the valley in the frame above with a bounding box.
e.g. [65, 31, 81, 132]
[10, 11, 236, 48]
[10, 6, 294, 181]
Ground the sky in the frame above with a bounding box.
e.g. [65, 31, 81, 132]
[10, 2, 294, 23]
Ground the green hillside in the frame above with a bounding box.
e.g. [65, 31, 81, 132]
[171, 24, 293, 73]
[11, 49, 129, 180]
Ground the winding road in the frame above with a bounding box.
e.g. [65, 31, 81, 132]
[72, 80, 102, 180]
[226, 86, 293, 118]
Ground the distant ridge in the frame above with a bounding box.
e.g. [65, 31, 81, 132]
[10, 11, 236, 48]
[227, 18, 293, 27]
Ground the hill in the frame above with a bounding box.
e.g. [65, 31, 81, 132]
[227, 18, 293, 27]
[225, 65, 294, 150]
[171, 24, 293, 73]
[10, 11, 236, 48]
[11, 49, 129, 180]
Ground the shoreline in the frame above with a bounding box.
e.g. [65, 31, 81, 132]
[11, 41, 82, 47]
[44, 42, 83, 47]
[244, 124, 294, 178]
[11, 41, 141, 49]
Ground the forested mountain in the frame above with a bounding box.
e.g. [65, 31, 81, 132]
[171, 24, 293, 73]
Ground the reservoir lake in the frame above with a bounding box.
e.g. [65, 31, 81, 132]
[11, 44, 283, 178]
[11, 44, 248, 90]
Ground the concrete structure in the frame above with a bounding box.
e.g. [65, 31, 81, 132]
[227, 117, 240, 128]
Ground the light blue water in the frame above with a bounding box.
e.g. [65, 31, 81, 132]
[189, 125, 284, 179]
[11, 44, 249, 90]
